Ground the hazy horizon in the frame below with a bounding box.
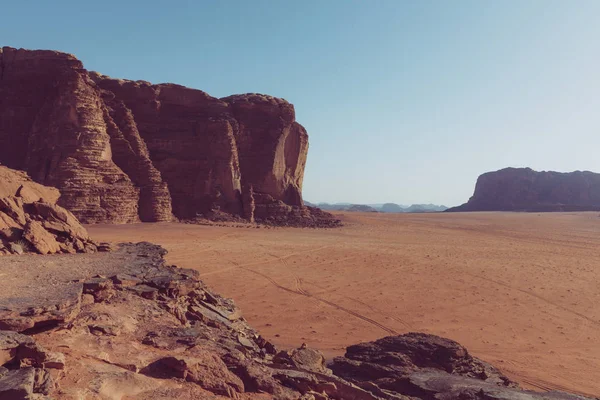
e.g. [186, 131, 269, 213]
[3, 1, 600, 207]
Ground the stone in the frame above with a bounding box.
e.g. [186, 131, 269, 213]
[0, 197, 26, 225]
[329, 333, 519, 399]
[128, 284, 159, 300]
[110, 274, 142, 287]
[0, 331, 34, 365]
[23, 221, 61, 255]
[274, 345, 329, 374]
[9, 243, 24, 255]
[32, 201, 89, 241]
[97, 242, 114, 252]
[0, 166, 59, 205]
[0, 46, 338, 226]
[0, 368, 35, 399]
[0, 211, 20, 232]
[141, 354, 245, 396]
[448, 167, 600, 212]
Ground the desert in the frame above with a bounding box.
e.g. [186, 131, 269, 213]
[2, 2, 600, 398]
[87, 211, 600, 397]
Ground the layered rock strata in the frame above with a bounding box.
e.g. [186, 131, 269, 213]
[0, 46, 334, 226]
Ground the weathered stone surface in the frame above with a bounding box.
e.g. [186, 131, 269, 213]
[326, 333, 595, 400]
[0, 166, 59, 205]
[0, 46, 338, 226]
[448, 167, 600, 212]
[274, 344, 329, 374]
[331, 333, 515, 387]
[0, 166, 97, 255]
[0, 331, 61, 399]
[23, 221, 60, 255]
[0, 197, 26, 225]
[0, 368, 36, 399]
[141, 354, 245, 396]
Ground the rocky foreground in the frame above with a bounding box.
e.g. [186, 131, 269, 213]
[448, 167, 600, 212]
[0, 166, 99, 255]
[0, 46, 338, 227]
[0, 242, 592, 400]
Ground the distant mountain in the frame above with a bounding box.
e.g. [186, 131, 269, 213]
[447, 167, 600, 212]
[311, 202, 352, 211]
[380, 203, 404, 212]
[403, 204, 448, 213]
[306, 202, 447, 213]
[346, 204, 378, 212]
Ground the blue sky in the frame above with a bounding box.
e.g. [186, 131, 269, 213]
[3, 1, 600, 207]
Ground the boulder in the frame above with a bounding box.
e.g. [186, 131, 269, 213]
[23, 221, 61, 255]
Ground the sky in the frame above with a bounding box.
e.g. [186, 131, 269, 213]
[2, 1, 600, 207]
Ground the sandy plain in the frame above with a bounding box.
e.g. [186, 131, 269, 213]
[88, 211, 600, 397]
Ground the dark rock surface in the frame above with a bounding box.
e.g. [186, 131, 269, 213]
[448, 168, 600, 212]
[330, 333, 592, 400]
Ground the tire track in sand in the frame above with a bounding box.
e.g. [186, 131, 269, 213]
[269, 252, 412, 330]
[463, 272, 600, 328]
[233, 261, 398, 335]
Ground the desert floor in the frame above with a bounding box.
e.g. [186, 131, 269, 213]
[88, 212, 600, 397]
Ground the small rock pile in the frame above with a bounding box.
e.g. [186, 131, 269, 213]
[0, 166, 98, 255]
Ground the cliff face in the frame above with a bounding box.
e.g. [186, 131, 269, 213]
[448, 167, 600, 212]
[0, 46, 318, 224]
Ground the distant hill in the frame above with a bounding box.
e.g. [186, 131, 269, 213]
[306, 202, 447, 213]
[403, 204, 448, 212]
[346, 204, 378, 212]
[380, 203, 404, 212]
[447, 167, 600, 212]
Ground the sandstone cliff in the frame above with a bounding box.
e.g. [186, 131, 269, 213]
[0, 46, 327, 225]
[448, 167, 600, 212]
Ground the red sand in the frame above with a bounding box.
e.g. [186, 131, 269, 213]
[88, 212, 600, 397]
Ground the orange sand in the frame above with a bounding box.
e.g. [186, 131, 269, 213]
[88, 212, 600, 397]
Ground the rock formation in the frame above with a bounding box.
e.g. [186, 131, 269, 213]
[0, 46, 336, 226]
[0, 241, 593, 399]
[0, 166, 97, 255]
[448, 168, 600, 212]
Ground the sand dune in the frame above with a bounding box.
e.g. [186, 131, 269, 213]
[88, 212, 600, 397]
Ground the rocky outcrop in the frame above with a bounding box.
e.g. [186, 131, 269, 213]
[330, 334, 591, 400]
[0, 331, 63, 399]
[448, 168, 600, 212]
[0, 242, 593, 399]
[0, 166, 97, 256]
[0, 46, 333, 226]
